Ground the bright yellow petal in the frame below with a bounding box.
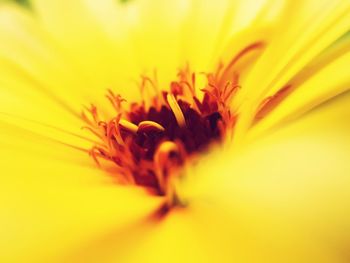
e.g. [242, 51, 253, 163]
[0, 1, 139, 115]
[0, 4, 85, 107]
[0, 3, 122, 146]
[182, 0, 280, 72]
[250, 38, 350, 138]
[185, 91, 350, 262]
[57, 82, 350, 263]
[0, 121, 162, 263]
[30, 0, 140, 97]
[1, 1, 349, 262]
[238, 0, 350, 104]
[233, 0, 350, 139]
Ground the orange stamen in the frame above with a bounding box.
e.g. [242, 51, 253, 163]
[82, 53, 265, 203]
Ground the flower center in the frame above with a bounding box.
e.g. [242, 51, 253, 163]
[80, 42, 295, 208]
[82, 65, 238, 205]
[82, 38, 273, 206]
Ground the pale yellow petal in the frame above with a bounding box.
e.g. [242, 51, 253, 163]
[0, 2, 139, 114]
[30, 0, 142, 101]
[0, 4, 86, 107]
[182, 0, 278, 71]
[0, 3, 120, 146]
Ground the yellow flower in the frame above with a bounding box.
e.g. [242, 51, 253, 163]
[0, 0, 350, 262]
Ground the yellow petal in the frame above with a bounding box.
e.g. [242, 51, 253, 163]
[0, 2, 139, 113]
[250, 39, 350, 138]
[0, 121, 162, 263]
[31, 0, 138, 91]
[60, 90, 350, 263]
[182, 0, 277, 72]
[186, 91, 350, 262]
[234, 0, 350, 138]
[0, 3, 123, 146]
[0, 4, 86, 108]
[1, 1, 349, 262]
[115, 0, 189, 86]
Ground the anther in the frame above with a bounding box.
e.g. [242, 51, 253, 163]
[166, 93, 186, 128]
[118, 119, 138, 134]
[138, 120, 165, 133]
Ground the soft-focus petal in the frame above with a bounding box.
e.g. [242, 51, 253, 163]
[0, 0, 349, 262]
[234, 0, 350, 137]
[0, 4, 85, 109]
[186, 91, 350, 262]
[63, 79, 350, 263]
[0, 121, 162, 263]
[30, 0, 139, 97]
[250, 38, 350, 138]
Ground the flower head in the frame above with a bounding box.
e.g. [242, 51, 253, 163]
[0, 0, 350, 262]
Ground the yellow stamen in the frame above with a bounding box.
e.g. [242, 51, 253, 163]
[166, 93, 186, 128]
[138, 120, 165, 133]
[118, 119, 138, 134]
[154, 141, 181, 194]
